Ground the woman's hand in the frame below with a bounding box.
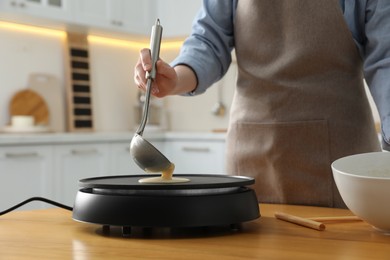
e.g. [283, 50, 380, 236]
[134, 48, 178, 98]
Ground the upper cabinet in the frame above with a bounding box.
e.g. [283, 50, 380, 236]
[155, 0, 202, 38]
[0, 0, 71, 21]
[0, 0, 202, 38]
[72, 0, 153, 35]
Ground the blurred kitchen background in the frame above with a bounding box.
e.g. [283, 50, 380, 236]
[0, 0, 381, 210]
[0, 0, 238, 133]
[0, 0, 236, 209]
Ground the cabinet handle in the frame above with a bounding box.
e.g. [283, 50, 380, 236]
[111, 20, 123, 26]
[5, 152, 40, 158]
[70, 149, 99, 155]
[181, 147, 211, 153]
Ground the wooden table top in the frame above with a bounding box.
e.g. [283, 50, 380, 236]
[1, 204, 390, 259]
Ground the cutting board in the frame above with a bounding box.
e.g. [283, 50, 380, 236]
[9, 89, 49, 125]
[28, 73, 65, 132]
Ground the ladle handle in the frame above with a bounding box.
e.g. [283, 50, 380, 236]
[136, 19, 163, 136]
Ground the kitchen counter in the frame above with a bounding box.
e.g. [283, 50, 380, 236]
[1, 204, 389, 259]
[0, 131, 226, 145]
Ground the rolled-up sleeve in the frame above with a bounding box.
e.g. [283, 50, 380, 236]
[170, 0, 236, 95]
[363, 0, 390, 147]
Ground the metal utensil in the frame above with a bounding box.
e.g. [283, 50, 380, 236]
[130, 19, 172, 173]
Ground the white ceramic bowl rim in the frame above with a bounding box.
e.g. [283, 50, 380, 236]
[331, 152, 390, 180]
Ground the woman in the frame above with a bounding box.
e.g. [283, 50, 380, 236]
[134, 0, 390, 208]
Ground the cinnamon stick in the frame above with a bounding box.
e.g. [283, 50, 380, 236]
[274, 212, 326, 231]
[308, 216, 361, 223]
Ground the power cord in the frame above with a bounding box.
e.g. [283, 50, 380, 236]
[0, 197, 73, 216]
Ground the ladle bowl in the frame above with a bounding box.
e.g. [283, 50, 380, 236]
[130, 133, 172, 173]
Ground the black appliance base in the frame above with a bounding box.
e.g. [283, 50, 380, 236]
[72, 174, 260, 234]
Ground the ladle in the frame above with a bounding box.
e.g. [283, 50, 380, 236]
[130, 20, 189, 184]
[130, 19, 172, 173]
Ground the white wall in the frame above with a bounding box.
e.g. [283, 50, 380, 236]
[0, 24, 233, 133]
[164, 64, 235, 132]
[0, 26, 65, 126]
[88, 41, 140, 132]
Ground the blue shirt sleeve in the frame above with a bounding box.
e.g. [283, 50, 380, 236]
[170, 0, 236, 95]
[358, 0, 390, 147]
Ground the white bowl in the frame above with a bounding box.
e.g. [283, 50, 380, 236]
[11, 115, 35, 128]
[332, 152, 390, 233]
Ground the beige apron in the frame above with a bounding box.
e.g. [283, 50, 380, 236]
[227, 0, 381, 208]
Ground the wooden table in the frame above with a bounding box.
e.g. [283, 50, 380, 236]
[1, 204, 390, 259]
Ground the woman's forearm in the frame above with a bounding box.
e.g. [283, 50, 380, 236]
[171, 65, 198, 95]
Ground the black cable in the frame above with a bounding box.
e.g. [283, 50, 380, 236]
[0, 197, 73, 216]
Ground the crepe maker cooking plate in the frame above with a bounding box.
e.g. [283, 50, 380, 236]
[72, 174, 260, 230]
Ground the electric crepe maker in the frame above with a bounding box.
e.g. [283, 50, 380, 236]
[72, 174, 260, 234]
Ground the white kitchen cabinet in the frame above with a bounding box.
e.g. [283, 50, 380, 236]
[70, 0, 111, 30]
[0, 145, 54, 211]
[72, 0, 201, 37]
[165, 140, 226, 174]
[0, 132, 226, 212]
[72, 0, 153, 35]
[155, 0, 202, 38]
[53, 143, 110, 206]
[0, 0, 201, 38]
[0, 0, 72, 21]
[109, 141, 142, 175]
[111, 0, 153, 35]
